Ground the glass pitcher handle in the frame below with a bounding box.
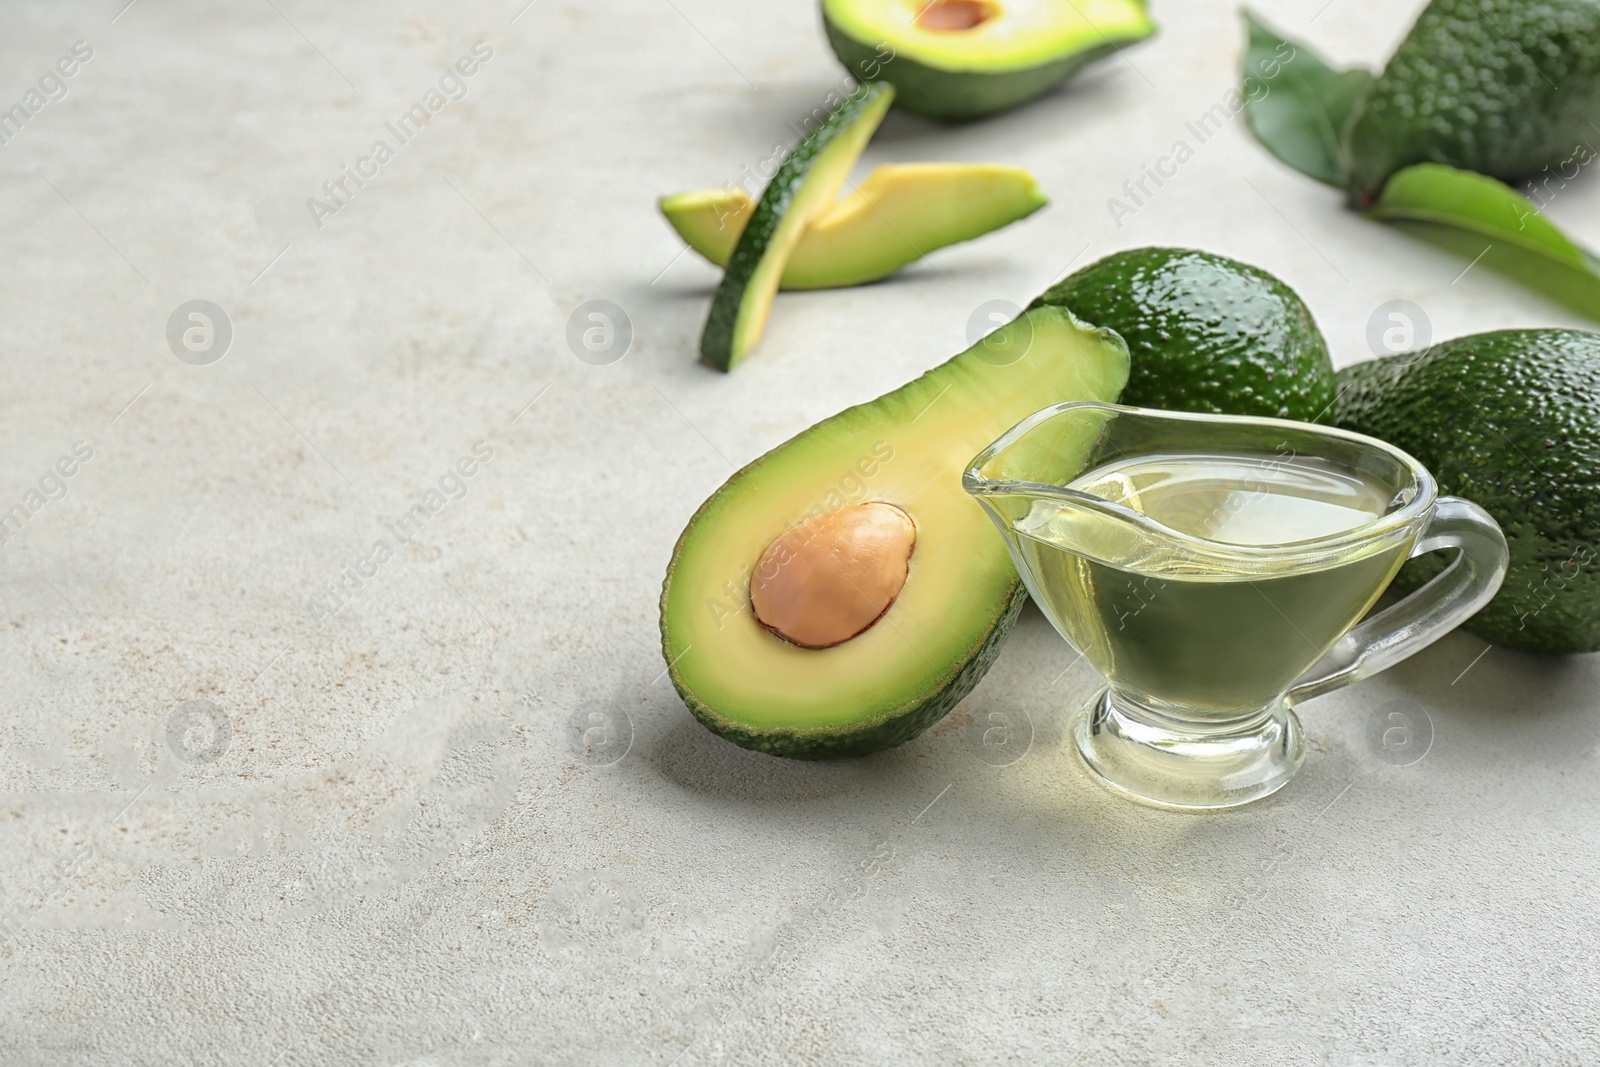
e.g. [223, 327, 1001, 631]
[1288, 497, 1510, 704]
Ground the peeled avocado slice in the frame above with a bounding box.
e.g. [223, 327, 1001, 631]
[661, 306, 1130, 759]
[700, 83, 894, 371]
[823, 0, 1155, 121]
[660, 163, 1047, 290]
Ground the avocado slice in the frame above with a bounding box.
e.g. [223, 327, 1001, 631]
[661, 306, 1130, 758]
[1028, 247, 1337, 422]
[1335, 329, 1600, 655]
[823, 0, 1155, 122]
[700, 83, 894, 371]
[661, 163, 1047, 290]
[1344, 0, 1600, 205]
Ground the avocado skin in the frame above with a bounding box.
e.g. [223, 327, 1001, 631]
[662, 582, 1026, 760]
[700, 82, 891, 370]
[825, 24, 1129, 121]
[1335, 330, 1600, 655]
[1345, 0, 1600, 205]
[1029, 248, 1337, 422]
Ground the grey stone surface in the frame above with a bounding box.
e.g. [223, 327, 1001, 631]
[1, 0, 1597, 1064]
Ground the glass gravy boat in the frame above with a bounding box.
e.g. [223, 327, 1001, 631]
[964, 402, 1508, 809]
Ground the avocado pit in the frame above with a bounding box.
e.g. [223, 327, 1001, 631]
[915, 0, 996, 32]
[750, 501, 916, 649]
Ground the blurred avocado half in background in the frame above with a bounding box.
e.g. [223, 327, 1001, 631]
[823, 0, 1155, 121]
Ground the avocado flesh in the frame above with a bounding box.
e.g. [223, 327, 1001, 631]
[701, 83, 893, 370]
[1334, 330, 1600, 655]
[660, 163, 1047, 289]
[1028, 247, 1337, 422]
[823, 0, 1155, 121]
[1344, 0, 1600, 204]
[661, 307, 1130, 758]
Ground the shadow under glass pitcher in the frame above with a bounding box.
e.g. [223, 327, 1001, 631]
[963, 402, 1508, 810]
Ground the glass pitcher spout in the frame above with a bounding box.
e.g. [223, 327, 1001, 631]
[963, 401, 1435, 580]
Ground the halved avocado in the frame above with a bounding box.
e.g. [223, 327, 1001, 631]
[823, 0, 1156, 121]
[661, 163, 1047, 289]
[661, 306, 1130, 759]
[700, 83, 894, 371]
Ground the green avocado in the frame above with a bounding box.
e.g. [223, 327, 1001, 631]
[661, 306, 1130, 759]
[1028, 247, 1337, 422]
[1345, 0, 1600, 205]
[701, 82, 893, 371]
[1335, 330, 1600, 655]
[661, 163, 1047, 290]
[822, 0, 1155, 122]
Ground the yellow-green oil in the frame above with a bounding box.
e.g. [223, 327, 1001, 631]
[1010, 452, 1413, 713]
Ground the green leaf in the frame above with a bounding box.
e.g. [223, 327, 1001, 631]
[1368, 163, 1600, 274]
[1368, 163, 1600, 318]
[1240, 10, 1372, 188]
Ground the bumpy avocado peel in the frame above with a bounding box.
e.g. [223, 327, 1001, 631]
[1030, 247, 1337, 422]
[1336, 329, 1600, 655]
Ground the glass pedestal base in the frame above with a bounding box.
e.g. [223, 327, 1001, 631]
[1073, 689, 1305, 810]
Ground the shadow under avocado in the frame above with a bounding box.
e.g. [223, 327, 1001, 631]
[641, 602, 1326, 885]
[645, 707, 900, 807]
[1371, 628, 1596, 726]
[643, 695, 1225, 891]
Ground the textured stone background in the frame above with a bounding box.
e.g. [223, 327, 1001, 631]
[1, 0, 1597, 1064]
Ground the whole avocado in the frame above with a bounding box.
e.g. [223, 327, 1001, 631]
[1345, 0, 1600, 204]
[1335, 330, 1600, 655]
[1029, 247, 1337, 422]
